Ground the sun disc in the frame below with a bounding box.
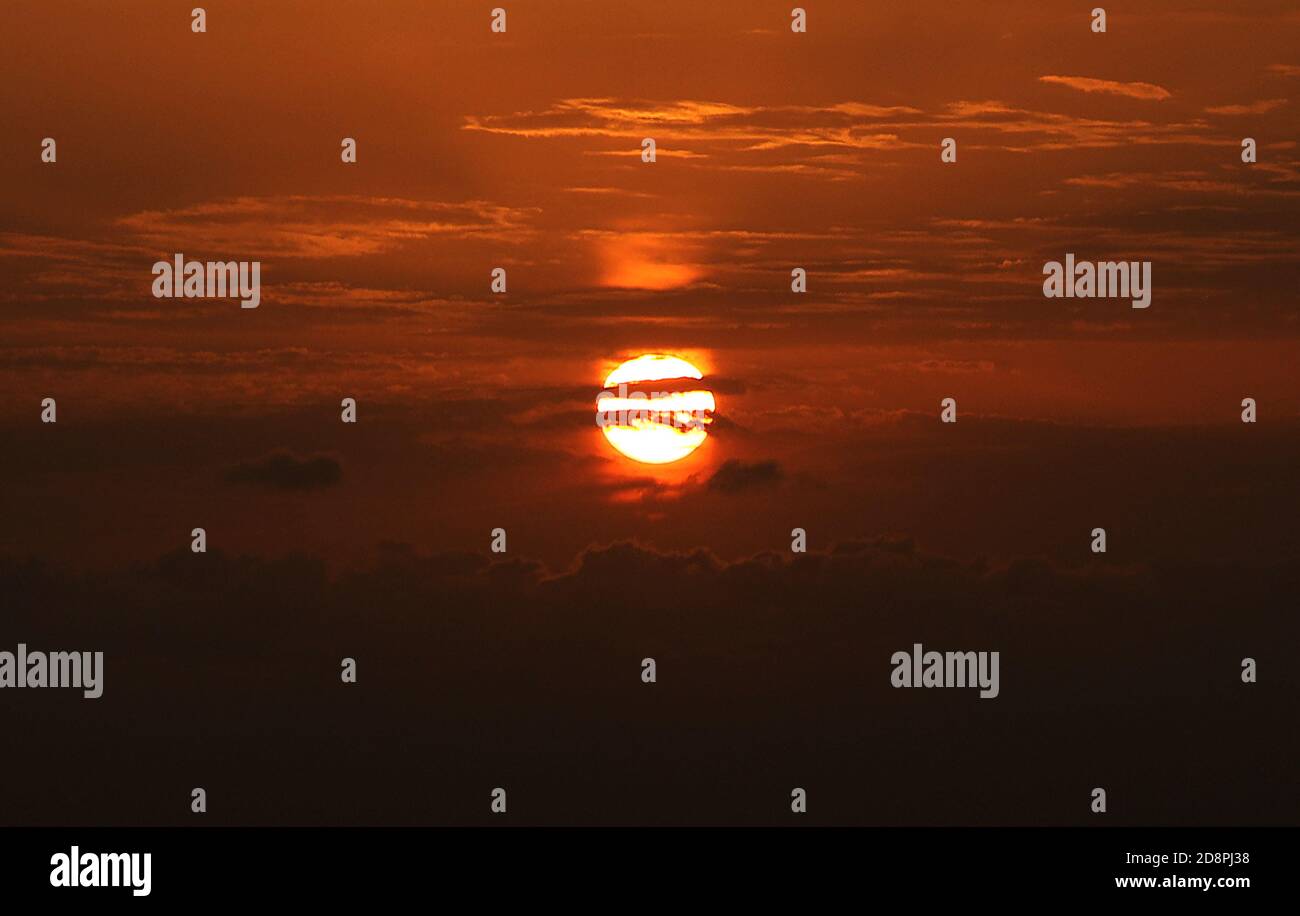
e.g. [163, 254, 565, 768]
[597, 354, 714, 464]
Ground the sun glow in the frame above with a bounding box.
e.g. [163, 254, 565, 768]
[598, 354, 715, 464]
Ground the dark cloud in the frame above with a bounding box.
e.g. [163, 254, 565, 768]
[707, 458, 784, 493]
[224, 450, 342, 491]
[0, 537, 1294, 826]
[703, 375, 749, 396]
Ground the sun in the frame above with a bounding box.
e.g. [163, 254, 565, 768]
[597, 354, 716, 464]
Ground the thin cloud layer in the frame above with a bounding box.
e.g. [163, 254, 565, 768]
[1038, 75, 1173, 100]
[1204, 99, 1288, 115]
[115, 196, 540, 259]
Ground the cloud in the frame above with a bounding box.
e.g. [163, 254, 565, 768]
[1038, 75, 1173, 100]
[2, 535, 1295, 825]
[115, 196, 539, 259]
[0, 345, 313, 372]
[1062, 170, 1237, 193]
[463, 97, 928, 170]
[224, 450, 343, 491]
[706, 459, 784, 493]
[463, 98, 922, 141]
[463, 93, 1221, 172]
[1204, 99, 1288, 115]
[563, 186, 657, 199]
[880, 359, 997, 374]
[596, 233, 703, 289]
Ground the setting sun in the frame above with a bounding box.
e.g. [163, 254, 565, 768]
[598, 354, 716, 464]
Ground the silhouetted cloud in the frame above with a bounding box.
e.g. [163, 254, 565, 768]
[224, 450, 342, 491]
[707, 458, 784, 493]
[1, 535, 1295, 825]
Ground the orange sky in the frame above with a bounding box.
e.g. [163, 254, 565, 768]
[1, 0, 1298, 568]
[3, 4, 1300, 832]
